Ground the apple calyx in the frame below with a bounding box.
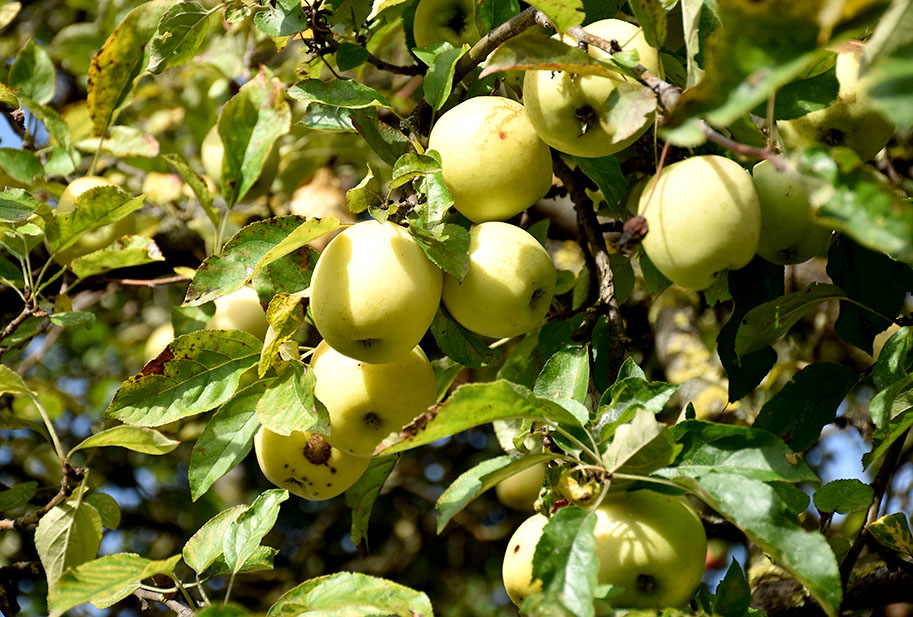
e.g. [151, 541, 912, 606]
[575, 105, 598, 137]
[304, 433, 332, 465]
[637, 574, 657, 593]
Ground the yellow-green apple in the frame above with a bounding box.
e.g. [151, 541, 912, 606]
[288, 167, 355, 251]
[495, 462, 546, 511]
[311, 340, 437, 457]
[207, 286, 270, 340]
[751, 159, 832, 264]
[522, 19, 662, 158]
[144, 322, 175, 364]
[412, 0, 481, 49]
[502, 490, 707, 608]
[53, 176, 136, 264]
[201, 124, 280, 200]
[310, 220, 443, 363]
[427, 96, 553, 223]
[638, 155, 761, 290]
[442, 222, 556, 338]
[778, 41, 895, 161]
[254, 428, 370, 500]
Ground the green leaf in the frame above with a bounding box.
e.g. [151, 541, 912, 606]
[346, 456, 398, 551]
[288, 78, 392, 109]
[573, 156, 625, 213]
[752, 363, 858, 452]
[336, 42, 370, 71]
[183, 505, 248, 574]
[873, 326, 913, 391]
[198, 603, 253, 617]
[0, 148, 44, 184]
[163, 153, 217, 227]
[48, 553, 181, 617]
[867, 42, 913, 132]
[861, 0, 913, 67]
[813, 479, 874, 514]
[210, 545, 278, 576]
[410, 222, 471, 281]
[300, 102, 357, 131]
[868, 512, 913, 556]
[603, 408, 679, 478]
[68, 425, 179, 457]
[104, 330, 261, 427]
[47, 186, 143, 255]
[390, 152, 441, 190]
[49, 311, 95, 329]
[218, 69, 291, 207]
[185, 216, 330, 306]
[253, 1, 308, 36]
[0, 188, 49, 224]
[714, 560, 753, 617]
[74, 125, 160, 157]
[375, 380, 585, 455]
[84, 493, 121, 530]
[260, 294, 306, 377]
[172, 303, 216, 336]
[0, 481, 38, 511]
[526, 0, 584, 33]
[87, 0, 172, 134]
[414, 43, 469, 110]
[534, 345, 589, 406]
[734, 283, 846, 357]
[628, 0, 666, 49]
[803, 151, 913, 263]
[9, 39, 55, 104]
[351, 112, 411, 166]
[751, 69, 839, 120]
[70, 236, 165, 280]
[430, 306, 499, 369]
[190, 381, 268, 501]
[676, 473, 841, 617]
[0, 364, 31, 396]
[347, 164, 383, 214]
[436, 453, 554, 533]
[222, 489, 288, 575]
[148, 1, 211, 73]
[595, 371, 678, 442]
[480, 33, 618, 79]
[256, 359, 329, 436]
[476, 0, 521, 33]
[267, 572, 434, 617]
[533, 506, 599, 617]
[664, 421, 819, 483]
[36, 502, 103, 589]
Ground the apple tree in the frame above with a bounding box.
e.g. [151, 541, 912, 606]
[1, 0, 912, 616]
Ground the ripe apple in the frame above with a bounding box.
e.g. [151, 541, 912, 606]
[201, 124, 280, 201]
[144, 322, 175, 364]
[412, 0, 481, 49]
[311, 340, 437, 457]
[778, 42, 895, 161]
[495, 462, 546, 512]
[53, 176, 136, 264]
[522, 19, 662, 158]
[442, 222, 556, 338]
[207, 286, 270, 340]
[502, 490, 707, 608]
[309, 220, 443, 364]
[638, 155, 761, 290]
[427, 96, 553, 223]
[751, 159, 833, 265]
[254, 427, 370, 500]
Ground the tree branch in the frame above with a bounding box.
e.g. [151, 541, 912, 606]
[551, 155, 626, 382]
[133, 588, 196, 617]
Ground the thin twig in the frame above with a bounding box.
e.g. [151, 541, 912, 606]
[701, 122, 788, 171]
[134, 588, 196, 617]
[103, 275, 190, 287]
[0, 463, 85, 530]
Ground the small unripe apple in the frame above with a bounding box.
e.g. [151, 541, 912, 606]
[522, 19, 662, 158]
[207, 286, 269, 340]
[751, 159, 832, 264]
[638, 155, 761, 290]
[502, 490, 707, 609]
[310, 220, 443, 364]
[412, 0, 480, 49]
[53, 176, 136, 264]
[495, 462, 546, 512]
[254, 428, 370, 500]
[778, 42, 895, 161]
[442, 222, 556, 339]
[312, 340, 437, 457]
[427, 96, 553, 223]
[201, 124, 280, 201]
